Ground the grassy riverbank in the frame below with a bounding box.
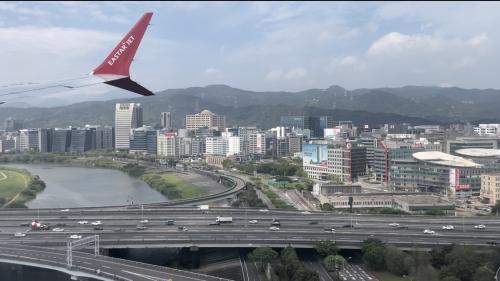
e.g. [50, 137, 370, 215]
[0, 152, 209, 201]
[0, 167, 45, 208]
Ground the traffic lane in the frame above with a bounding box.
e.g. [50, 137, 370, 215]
[0, 245, 228, 281]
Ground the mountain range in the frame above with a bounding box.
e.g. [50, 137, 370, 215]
[1, 84, 500, 129]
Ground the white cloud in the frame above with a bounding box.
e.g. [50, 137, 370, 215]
[0, 2, 48, 16]
[89, 9, 128, 24]
[205, 67, 221, 75]
[266, 69, 283, 81]
[467, 33, 488, 46]
[284, 67, 307, 79]
[266, 67, 307, 81]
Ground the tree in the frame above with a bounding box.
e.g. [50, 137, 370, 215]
[430, 244, 454, 268]
[384, 245, 409, 276]
[222, 159, 233, 170]
[292, 266, 319, 281]
[315, 241, 339, 258]
[444, 246, 481, 281]
[362, 239, 385, 270]
[440, 277, 460, 281]
[409, 251, 438, 281]
[324, 255, 345, 272]
[248, 247, 279, 271]
[473, 266, 495, 281]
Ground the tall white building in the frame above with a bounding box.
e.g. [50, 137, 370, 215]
[205, 137, 225, 155]
[249, 133, 266, 155]
[115, 103, 143, 150]
[474, 124, 500, 136]
[157, 131, 177, 158]
[161, 112, 172, 130]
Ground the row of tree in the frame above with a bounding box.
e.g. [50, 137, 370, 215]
[231, 183, 266, 208]
[249, 246, 320, 281]
[362, 238, 498, 281]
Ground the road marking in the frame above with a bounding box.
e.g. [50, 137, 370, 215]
[122, 270, 171, 281]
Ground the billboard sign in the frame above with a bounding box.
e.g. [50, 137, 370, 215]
[302, 144, 328, 167]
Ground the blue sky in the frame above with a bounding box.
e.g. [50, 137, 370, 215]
[0, 1, 499, 106]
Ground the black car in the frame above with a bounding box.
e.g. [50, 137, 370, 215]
[56, 223, 66, 227]
[342, 224, 353, 228]
[271, 221, 281, 226]
[309, 221, 319, 225]
[94, 226, 103, 230]
[165, 220, 175, 225]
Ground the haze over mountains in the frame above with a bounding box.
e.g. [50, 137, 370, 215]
[2, 84, 500, 129]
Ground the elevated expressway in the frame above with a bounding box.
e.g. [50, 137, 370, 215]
[1, 208, 500, 250]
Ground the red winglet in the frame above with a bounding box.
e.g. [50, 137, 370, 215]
[93, 12, 153, 77]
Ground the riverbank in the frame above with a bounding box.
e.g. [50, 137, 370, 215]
[0, 153, 210, 201]
[0, 167, 45, 208]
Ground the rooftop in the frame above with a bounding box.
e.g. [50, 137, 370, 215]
[455, 148, 500, 158]
[412, 151, 481, 168]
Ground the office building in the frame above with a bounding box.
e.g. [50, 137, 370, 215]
[19, 129, 38, 152]
[4, 118, 23, 132]
[157, 131, 177, 158]
[186, 110, 225, 131]
[481, 173, 500, 205]
[161, 112, 172, 130]
[52, 128, 71, 153]
[115, 103, 143, 150]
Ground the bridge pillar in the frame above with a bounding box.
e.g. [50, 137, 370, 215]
[190, 246, 200, 269]
[100, 248, 110, 256]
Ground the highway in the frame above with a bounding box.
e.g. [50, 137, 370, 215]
[0, 207, 500, 250]
[0, 243, 230, 281]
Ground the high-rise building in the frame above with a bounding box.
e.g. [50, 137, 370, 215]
[157, 131, 177, 158]
[280, 116, 321, 138]
[69, 128, 87, 153]
[161, 112, 172, 130]
[19, 129, 39, 152]
[249, 133, 266, 155]
[115, 103, 143, 150]
[130, 126, 157, 154]
[186, 110, 225, 131]
[4, 117, 23, 132]
[52, 128, 71, 153]
[38, 128, 53, 153]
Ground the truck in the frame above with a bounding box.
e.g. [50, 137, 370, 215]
[31, 220, 50, 231]
[216, 216, 233, 223]
[198, 205, 210, 211]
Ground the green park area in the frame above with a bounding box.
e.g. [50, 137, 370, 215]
[142, 171, 204, 200]
[0, 168, 45, 208]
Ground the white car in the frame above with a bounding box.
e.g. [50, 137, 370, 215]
[14, 232, 26, 237]
[423, 229, 436, 234]
[60, 209, 70, 212]
[301, 211, 311, 215]
[474, 224, 486, 229]
[140, 219, 149, 224]
[70, 235, 82, 239]
[77, 221, 88, 225]
[52, 228, 65, 232]
[249, 220, 258, 224]
[442, 225, 454, 230]
[91, 221, 102, 226]
[389, 223, 400, 227]
[259, 209, 269, 212]
[269, 226, 280, 231]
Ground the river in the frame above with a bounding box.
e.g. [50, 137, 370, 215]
[2, 164, 168, 208]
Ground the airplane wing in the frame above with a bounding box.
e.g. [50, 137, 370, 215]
[0, 12, 154, 104]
